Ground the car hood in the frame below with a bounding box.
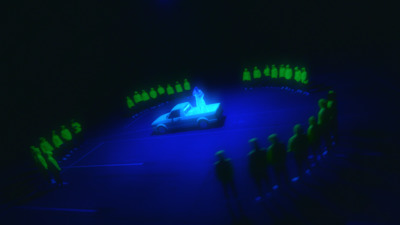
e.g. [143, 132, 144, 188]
[152, 113, 169, 126]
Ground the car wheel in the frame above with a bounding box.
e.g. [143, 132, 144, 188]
[157, 126, 167, 134]
[198, 120, 208, 129]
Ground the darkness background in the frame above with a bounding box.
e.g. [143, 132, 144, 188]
[4, 1, 397, 168]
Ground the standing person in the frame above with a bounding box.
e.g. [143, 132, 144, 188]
[253, 66, 261, 80]
[263, 65, 271, 87]
[193, 86, 207, 112]
[307, 116, 321, 159]
[317, 99, 330, 151]
[126, 96, 135, 110]
[267, 134, 288, 188]
[214, 150, 237, 199]
[271, 64, 278, 86]
[30, 145, 50, 184]
[279, 64, 286, 88]
[183, 78, 191, 91]
[39, 137, 54, 155]
[52, 130, 63, 149]
[41, 145, 63, 187]
[288, 124, 309, 176]
[248, 138, 269, 200]
[327, 90, 338, 146]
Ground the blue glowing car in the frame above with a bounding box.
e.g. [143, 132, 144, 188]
[152, 102, 223, 134]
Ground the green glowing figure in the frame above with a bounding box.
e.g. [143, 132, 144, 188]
[60, 125, 72, 141]
[327, 90, 338, 143]
[157, 85, 166, 95]
[288, 124, 308, 174]
[126, 96, 135, 109]
[133, 91, 142, 103]
[301, 67, 308, 84]
[263, 65, 270, 77]
[167, 84, 175, 95]
[318, 99, 329, 128]
[39, 137, 54, 154]
[31, 146, 48, 170]
[52, 130, 64, 148]
[242, 68, 251, 81]
[294, 66, 301, 82]
[183, 79, 191, 91]
[279, 64, 286, 78]
[71, 120, 82, 134]
[253, 66, 261, 79]
[285, 64, 293, 80]
[141, 90, 150, 101]
[175, 81, 183, 93]
[307, 116, 320, 155]
[149, 88, 158, 99]
[271, 64, 278, 79]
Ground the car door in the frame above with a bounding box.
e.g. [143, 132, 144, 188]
[168, 110, 182, 129]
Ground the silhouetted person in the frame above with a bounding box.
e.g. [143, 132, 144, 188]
[248, 138, 269, 199]
[307, 116, 321, 157]
[288, 124, 309, 176]
[327, 90, 338, 145]
[267, 134, 288, 187]
[214, 150, 237, 198]
[317, 98, 330, 150]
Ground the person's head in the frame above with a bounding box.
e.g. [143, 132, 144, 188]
[184, 78, 188, 82]
[135, 91, 138, 94]
[244, 68, 248, 71]
[254, 66, 258, 70]
[272, 64, 276, 68]
[39, 137, 45, 142]
[308, 116, 316, 125]
[215, 150, 226, 161]
[52, 130, 56, 134]
[248, 138, 260, 150]
[266, 65, 269, 68]
[176, 81, 179, 84]
[280, 64, 284, 68]
[318, 99, 328, 109]
[301, 67, 306, 71]
[142, 90, 145, 93]
[327, 90, 336, 100]
[268, 133, 279, 144]
[30, 146, 40, 154]
[294, 66, 299, 70]
[293, 124, 303, 135]
[61, 125, 66, 129]
[286, 64, 290, 68]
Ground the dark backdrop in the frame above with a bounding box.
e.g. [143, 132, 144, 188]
[4, 1, 396, 168]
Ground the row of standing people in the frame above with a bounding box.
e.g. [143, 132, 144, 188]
[30, 120, 83, 187]
[215, 90, 337, 200]
[242, 65, 309, 91]
[126, 79, 191, 111]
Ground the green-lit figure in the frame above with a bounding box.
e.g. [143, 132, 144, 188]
[39, 137, 54, 154]
[133, 91, 142, 103]
[285, 64, 293, 80]
[288, 124, 309, 176]
[61, 125, 72, 141]
[31, 146, 48, 170]
[40, 145, 63, 186]
[126, 96, 135, 109]
[214, 150, 236, 198]
[183, 78, 191, 91]
[271, 64, 278, 79]
[279, 64, 286, 79]
[301, 67, 308, 84]
[52, 130, 63, 148]
[267, 134, 288, 186]
[71, 120, 82, 134]
[175, 81, 183, 93]
[166, 84, 175, 95]
[149, 88, 158, 99]
[157, 85, 166, 95]
[294, 66, 301, 82]
[248, 138, 269, 198]
[263, 65, 270, 77]
[141, 90, 150, 101]
[318, 99, 330, 149]
[307, 116, 320, 156]
[327, 90, 338, 145]
[242, 68, 251, 81]
[253, 66, 261, 79]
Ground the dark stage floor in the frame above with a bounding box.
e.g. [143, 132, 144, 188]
[3, 73, 399, 225]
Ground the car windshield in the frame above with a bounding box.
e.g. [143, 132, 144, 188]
[183, 104, 192, 115]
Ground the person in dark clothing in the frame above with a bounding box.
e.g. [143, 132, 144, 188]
[307, 116, 321, 158]
[248, 138, 269, 199]
[214, 150, 237, 198]
[317, 98, 330, 151]
[267, 134, 288, 187]
[288, 124, 309, 176]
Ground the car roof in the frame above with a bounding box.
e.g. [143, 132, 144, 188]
[172, 102, 190, 111]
